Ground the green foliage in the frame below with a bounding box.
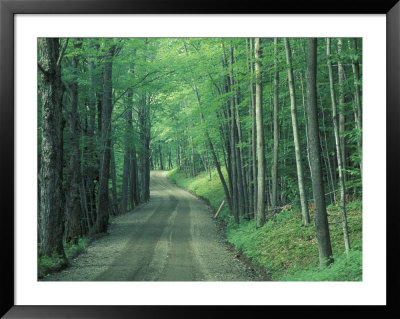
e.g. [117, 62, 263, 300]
[38, 37, 363, 280]
[167, 168, 231, 220]
[64, 237, 89, 259]
[168, 168, 362, 281]
[280, 250, 362, 281]
[229, 200, 362, 280]
[38, 253, 66, 279]
[38, 237, 89, 278]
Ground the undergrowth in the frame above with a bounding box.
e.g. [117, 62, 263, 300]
[167, 168, 362, 281]
[38, 237, 89, 279]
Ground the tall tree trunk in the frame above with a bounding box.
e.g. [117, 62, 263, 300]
[299, 71, 313, 175]
[38, 38, 67, 258]
[350, 38, 362, 175]
[284, 38, 311, 226]
[235, 95, 248, 217]
[271, 38, 280, 214]
[139, 94, 151, 202]
[320, 95, 336, 204]
[255, 38, 266, 227]
[110, 147, 119, 215]
[222, 44, 239, 223]
[130, 144, 140, 207]
[306, 38, 333, 267]
[65, 39, 84, 243]
[327, 38, 351, 252]
[121, 89, 133, 213]
[159, 141, 164, 170]
[86, 40, 98, 228]
[250, 40, 258, 217]
[246, 38, 255, 217]
[229, 44, 245, 219]
[337, 39, 346, 182]
[96, 44, 116, 234]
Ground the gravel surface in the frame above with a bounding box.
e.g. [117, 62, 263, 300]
[42, 171, 268, 281]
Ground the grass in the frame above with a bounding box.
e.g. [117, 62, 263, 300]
[38, 237, 90, 279]
[167, 167, 232, 221]
[167, 167, 362, 281]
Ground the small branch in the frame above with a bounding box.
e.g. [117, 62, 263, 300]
[56, 38, 69, 67]
[113, 87, 130, 105]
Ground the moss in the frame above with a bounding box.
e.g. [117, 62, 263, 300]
[38, 253, 67, 279]
[38, 236, 90, 279]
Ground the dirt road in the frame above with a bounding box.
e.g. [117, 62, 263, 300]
[43, 171, 266, 281]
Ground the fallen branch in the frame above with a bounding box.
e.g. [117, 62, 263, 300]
[214, 200, 225, 219]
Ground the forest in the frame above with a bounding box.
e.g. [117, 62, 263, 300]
[38, 37, 362, 280]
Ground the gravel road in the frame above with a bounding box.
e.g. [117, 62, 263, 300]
[42, 171, 267, 281]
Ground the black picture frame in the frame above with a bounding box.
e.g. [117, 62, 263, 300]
[1, 0, 398, 317]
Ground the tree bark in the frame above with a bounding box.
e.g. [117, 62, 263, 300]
[327, 38, 351, 252]
[130, 144, 140, 207]
[229, 45, 246, 219]
[284, 38, 311, 226]
[306, 38, 333, 267]
[222, 44, 239, 223]
[350, 38, 362, 175]
[255, 38, 266, 227]
[337, 39, 346, 182]
[65, 39, 84, 243]
[121, 88, 133, 213]
[250, 39, 258, 217]
[246, 38, 255, 218]
[85, 40, 98, 228]
[96, 44, 116, 234]
[139, 94, 151, 202]
[38, 38, 66, 258]
[110, 147, 119, 215]
[271, 38, 280, 215]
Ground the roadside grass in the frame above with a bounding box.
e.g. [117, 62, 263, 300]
[167, 168, 231, 220]
[38, 237, 90, 279]
[167, 168, 362, 281]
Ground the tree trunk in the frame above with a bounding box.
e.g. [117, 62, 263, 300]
[96, 44, 116, 234]
[121, 88, 133, 213]
[110, 147, 119, 215]
[337, 39, 346, 182]
[222, 44, 239, 223]
[327, 38, 351, 252]
[306, 38, 333, 267]
[130, 144, 140, 207]
[284, 38, 311, 226]
[159, 141, 164, 170]
[139, 94, 151, 202]
[255, 38, 266, 227]
[38, 38, 66, 258]
[299, 71, 313, 175]
[85, 40, 98, 228]
[228, 44, 244, 221]
[271, 38, 280, 215]
[246, 38, 255, 218]
[250, 40, 258, 217]
[231, 45, 249, 218]
[350, 38, 362, 175]
[65, 39, 84, 243]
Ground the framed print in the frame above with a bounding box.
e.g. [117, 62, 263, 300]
[1, 0, 399, 317]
